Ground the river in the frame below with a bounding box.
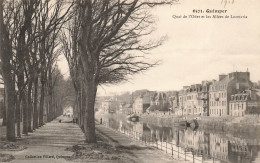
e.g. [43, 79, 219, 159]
[96, 113, 260, 163]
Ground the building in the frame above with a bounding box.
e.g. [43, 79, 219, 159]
[166, 91, 179, 112]
[176, 86, 188, 116]
[209, 72, 251, 117]
[63, 106, 73, 117]
[199, 81, 211, 116]
[133, 93, 151, 114]
[188, 84, 205, 116]
[101, 99, 120, 113]
[229, 89, 260, 116]
[176, 83, 207, 116]
[118, 103, 132, 114]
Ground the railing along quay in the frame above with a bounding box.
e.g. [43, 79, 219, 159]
[101, 121, 229, 163]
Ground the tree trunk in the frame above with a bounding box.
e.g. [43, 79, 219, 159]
[22, 91, 28, 135]
[75, 94, 79, 124]
[77, 91, 82, 129]
[47, 70, 53, 121]
[84, 80, 97, 143]
[2, 90, 6, 126]
[33, 75, 39, 129]
[0, 2, 16, 140]
[80, 88, 86, 131]
[27, 80, 33, 132]
[16, 95, 21, 138]
[4, 84, 16, 141]
[39, 78, 45, 127]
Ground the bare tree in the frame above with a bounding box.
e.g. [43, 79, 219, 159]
[1, 0, 74, 141]
[69, 0, 174, 143]
[60, 17, 86, 129]
[0, 0, 16, 141]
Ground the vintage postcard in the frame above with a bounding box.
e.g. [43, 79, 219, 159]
[0, 0, 260, 163]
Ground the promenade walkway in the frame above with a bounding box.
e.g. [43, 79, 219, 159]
[0, 117, 185, 163]
[96, 123, 181, 163]
[0, 116, 85, 163]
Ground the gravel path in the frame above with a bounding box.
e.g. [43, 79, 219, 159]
[1, 116, 85, 163]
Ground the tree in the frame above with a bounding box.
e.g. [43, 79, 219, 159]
[67, 0, 174, 143]
[0, 0, 16, 141]
[1, 0, 74, 141]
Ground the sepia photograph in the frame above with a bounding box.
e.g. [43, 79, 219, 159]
[0, 0, 260, 162]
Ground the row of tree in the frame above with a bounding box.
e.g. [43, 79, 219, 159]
[0, 0, 75, 141]
[60, 0, 173, 143]
[1, 0, 173, 143]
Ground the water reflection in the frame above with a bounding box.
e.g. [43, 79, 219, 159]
[101, 114, 260, 163]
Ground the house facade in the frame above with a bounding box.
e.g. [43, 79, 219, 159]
[209, 72, 251, 117]
[133, 93, 150, 114]
[176, 86, 189, 116]
[167, 91, 179, 112]
[176, 83, 206, 116]
[229, 89, 260, 116]
[101, 100, 120, 113]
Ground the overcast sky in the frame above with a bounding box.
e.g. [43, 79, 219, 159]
[58, 0, 260, 96]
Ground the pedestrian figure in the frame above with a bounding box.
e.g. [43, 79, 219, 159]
[100, 117, 102, 124]
[59, 120, 61, 123]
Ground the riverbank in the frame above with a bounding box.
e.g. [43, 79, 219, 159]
[140, 113, 260, 140]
